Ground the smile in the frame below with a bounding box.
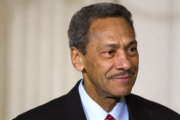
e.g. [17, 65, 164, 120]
[112, 76, 130, 82]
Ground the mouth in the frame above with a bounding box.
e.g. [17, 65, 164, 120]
[112, 76, 130, 82]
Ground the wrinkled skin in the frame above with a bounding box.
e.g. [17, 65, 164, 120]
[71, 17, 139, 111]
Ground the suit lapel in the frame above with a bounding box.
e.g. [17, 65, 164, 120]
[64, 81, 87, 120]
[126, 94, 151, 120]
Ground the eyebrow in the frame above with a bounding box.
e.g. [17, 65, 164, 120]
[96, 44, 119, 52]
[127, 40, 137, 48]
[97, 40, 137, 51]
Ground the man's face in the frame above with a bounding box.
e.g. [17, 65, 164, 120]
[80, 17, 139, 98]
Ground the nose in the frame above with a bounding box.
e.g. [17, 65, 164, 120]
[114, 50, 131, 70]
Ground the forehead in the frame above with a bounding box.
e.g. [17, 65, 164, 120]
[89, 17, 134, 35]
[88, 17, 135, 46]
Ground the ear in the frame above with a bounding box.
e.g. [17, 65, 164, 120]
[70, 47, 85, 72]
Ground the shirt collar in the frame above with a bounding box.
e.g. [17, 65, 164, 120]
[78, 80, 129, 120]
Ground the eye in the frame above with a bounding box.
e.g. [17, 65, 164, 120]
[107, 50, 115, 55]
[129, 47, 137, 52]
[102, 49, 116, 58]
[128, 46, 138, 56]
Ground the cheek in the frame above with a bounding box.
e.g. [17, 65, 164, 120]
[92, 61, 107, 76]
[131, 57, 139, 77]
[88, 61, 109, 79]
[103, 62, 114, 77]
[130, 56, 139, 66]
[84, 57, 101, 76]
[84, 53, 114, 79]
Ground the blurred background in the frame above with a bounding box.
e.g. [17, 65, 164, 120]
[0, 0, 180, 119]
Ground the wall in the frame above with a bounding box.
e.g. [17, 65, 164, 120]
[170, 0, 180, 112]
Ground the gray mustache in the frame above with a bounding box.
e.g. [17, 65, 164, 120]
[107, 70, 135, 79]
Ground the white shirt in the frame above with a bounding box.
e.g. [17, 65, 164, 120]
[78, 80, 129, 120]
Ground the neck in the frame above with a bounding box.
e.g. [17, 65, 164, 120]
[83, 80, 120, 112]
[96, 96, 120, 112]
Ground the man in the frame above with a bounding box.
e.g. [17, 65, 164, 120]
[14, 2, 180, 120]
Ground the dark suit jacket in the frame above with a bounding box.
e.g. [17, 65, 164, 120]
[14, 81, 180, 120]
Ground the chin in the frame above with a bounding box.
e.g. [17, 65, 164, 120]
[111, 87, 133, 97]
